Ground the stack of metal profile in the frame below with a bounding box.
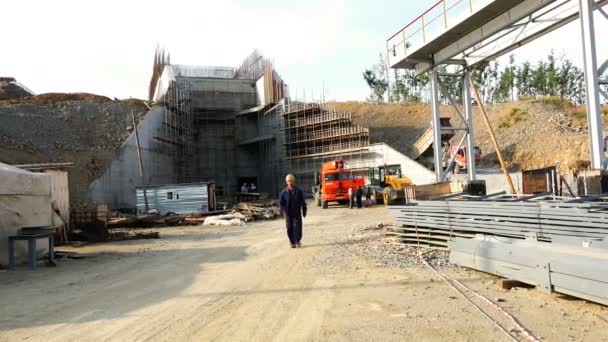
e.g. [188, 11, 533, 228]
[449, 234, 608, 306]
[387, 194, 608, 249]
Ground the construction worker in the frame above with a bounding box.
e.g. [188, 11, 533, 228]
[250, 183, 257, 192]
[356, 186, 364, 208]
[279, 174, 307, 248]
[348, 186, 354, 209]
[241, 183, 248, 193]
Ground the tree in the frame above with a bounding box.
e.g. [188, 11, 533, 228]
[494, 55, 516, 102]
[363, 54, 389, 102]
[516, 62, 532, 98]
[546, 51, 558, 96]
[532, 60, 548, 96]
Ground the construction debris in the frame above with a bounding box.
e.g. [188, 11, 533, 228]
[203, 213, 248, 226]
[108, 210, 236, 228]
[109, 231, 160, 241]
[232, 202, 281, 220]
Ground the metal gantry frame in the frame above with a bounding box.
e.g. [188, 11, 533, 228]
[389, 0, 608, 176]
[429, 66, 477, 182]
[579, 0, 607, 169]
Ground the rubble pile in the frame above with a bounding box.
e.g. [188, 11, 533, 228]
[232, 201, 281, 221]
[108, 212, 213, 228]
[0, 77, 32, 101]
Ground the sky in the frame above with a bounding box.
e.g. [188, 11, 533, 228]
[1, 0, 607, 102]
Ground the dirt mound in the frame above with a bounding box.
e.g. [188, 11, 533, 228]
[477, 100, 594, 173]
[335, 100, 598, 173]
[0, 92, 113, 105]
[335, 101, 455, 157]
[120, 98, 149, 111]
[0, 78, 32, 101]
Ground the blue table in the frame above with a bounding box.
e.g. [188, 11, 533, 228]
[8, 232, 55, 270]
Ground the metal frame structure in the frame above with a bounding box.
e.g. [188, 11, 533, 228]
[430, 67, 477, 182]
[387, 0, 608, 177]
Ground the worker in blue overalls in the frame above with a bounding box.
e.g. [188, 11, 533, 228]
[279, 174, 307, 248]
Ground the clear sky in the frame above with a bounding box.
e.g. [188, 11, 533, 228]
[1, 0, 606, 101]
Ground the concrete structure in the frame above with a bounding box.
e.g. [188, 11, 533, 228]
[89, 106, 179, 210]
[89, 51, 434, 209]
[0, 163, 53, 265]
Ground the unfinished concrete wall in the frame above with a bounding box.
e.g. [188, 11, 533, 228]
[185, 78, 257, 111]
[193, 117, 237, 196]
[368, 144, 436, 185]
[89, 106, 178, 210]
[0, 99, 148, 209]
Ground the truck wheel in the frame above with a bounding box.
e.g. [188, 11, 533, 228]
[322, 200, 328, 209]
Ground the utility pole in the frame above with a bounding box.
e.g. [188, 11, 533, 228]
[469, 78, 517, 195]
[131, 110, 149, 212]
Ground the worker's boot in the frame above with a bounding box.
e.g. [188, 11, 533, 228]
[291, 244, 296, 248]
[297, 242, 302, 248]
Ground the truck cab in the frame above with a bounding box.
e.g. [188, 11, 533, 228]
[314, 159, 365, 208]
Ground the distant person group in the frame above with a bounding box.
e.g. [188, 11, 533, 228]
[240, 182, 257, 193]
[348, 185, 374, 209]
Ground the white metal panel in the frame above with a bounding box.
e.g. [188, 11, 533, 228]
[136, 183, 209, 215]
[44, 169, 70, 227]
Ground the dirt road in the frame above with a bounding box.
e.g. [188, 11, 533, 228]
[1, 205, 607, 341]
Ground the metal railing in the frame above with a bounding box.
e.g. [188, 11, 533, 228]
[387, 0, 493, 66]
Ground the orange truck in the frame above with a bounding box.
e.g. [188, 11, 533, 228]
[313, 159, 365, 209]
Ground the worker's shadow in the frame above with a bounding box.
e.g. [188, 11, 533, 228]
[0, 244, 248, 332]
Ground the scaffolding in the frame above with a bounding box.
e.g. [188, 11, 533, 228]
[282, 101, 371, 195]
[158, 78, 194, 184]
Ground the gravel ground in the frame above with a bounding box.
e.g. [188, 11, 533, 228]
[307, 223, 451, 276]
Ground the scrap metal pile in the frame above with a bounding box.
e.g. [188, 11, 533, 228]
[388, 194, 608, 306]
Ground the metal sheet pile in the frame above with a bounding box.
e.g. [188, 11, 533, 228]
[388, 195, 608, 249]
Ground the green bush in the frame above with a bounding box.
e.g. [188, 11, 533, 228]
[499, 107, 527, 130]
[540, 96, 566, 107]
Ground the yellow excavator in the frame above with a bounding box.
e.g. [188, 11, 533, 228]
[377, 165, 414, 205]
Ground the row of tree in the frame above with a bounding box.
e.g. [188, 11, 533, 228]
[363, 52, 590, 105]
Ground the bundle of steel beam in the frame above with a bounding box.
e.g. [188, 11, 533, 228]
[388, 196, 608, 249]
[449, 235, 608, 306]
